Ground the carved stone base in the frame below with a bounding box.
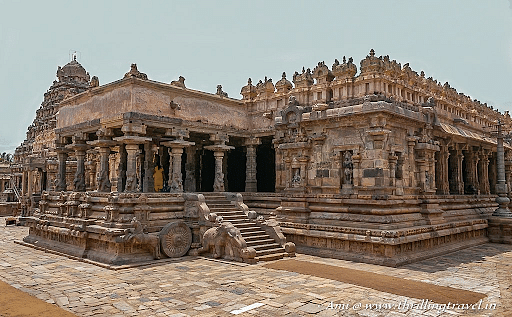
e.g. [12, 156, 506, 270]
[282, 223, 488, 267]
[488, 216, 512, 244]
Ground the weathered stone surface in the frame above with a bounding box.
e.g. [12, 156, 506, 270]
[11, 50, 512, 267]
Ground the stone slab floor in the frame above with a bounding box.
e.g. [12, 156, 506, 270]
[0, 216, 511, 317]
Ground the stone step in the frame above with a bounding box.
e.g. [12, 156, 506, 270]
[250, 242, 282, 250]
[229, 222, 257, 228]
[244, 234, 272, 242]
[220, 215, 247, 220]
[255, 253, 285, 261]
[210, 210, 245, 215]
[205, 203, 234, 207]
[238, 227, 265, 233]
[246, 238, 276, 247]
[256, 247, 286, 256]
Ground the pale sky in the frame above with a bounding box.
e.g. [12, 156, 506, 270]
[1, 0, 511, 154]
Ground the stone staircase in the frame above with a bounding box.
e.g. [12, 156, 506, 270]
[201, 193, 286, 262]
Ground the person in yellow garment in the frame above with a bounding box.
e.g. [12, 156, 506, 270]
[154, 165, 164, 192]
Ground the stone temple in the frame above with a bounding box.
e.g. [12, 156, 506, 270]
[10, 49, 512, 267]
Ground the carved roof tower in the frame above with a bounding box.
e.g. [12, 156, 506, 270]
[16, 56, 94, 157]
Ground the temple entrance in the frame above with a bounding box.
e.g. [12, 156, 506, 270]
[257, 140, 275, 192]
[199, 149, 215, 192]
[227, 147, 246, 192]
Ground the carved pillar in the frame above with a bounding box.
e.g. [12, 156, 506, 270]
[113, 128, 151, 192]
[74, 149, 86, 192]
[21, 170, 27, 196]
[493, 122, 511, 216]
[205, 133, 234, 192]
[388, 152, 397, 187]
[97, 146, 112, 192]
[213, 151, 225, 192]
[56, 149, 68, 192]
[117, 144, 127, 192]
[479, 151, 490, 195]
[184, 146, 196, 192]
[245, 137, 260, 192]
[67, 137, 89, 192]
[143, 142, 154, 193]
[162, 139, 195, 193]
[438, 144, 450, 195]
[455, 148, 465, 195]
[27, 169, 33, 197]
[406, 136, 418, 188]
[465, 149, 479, 194]
[415, 142, 439, 193]
[125, 144, 139, 192]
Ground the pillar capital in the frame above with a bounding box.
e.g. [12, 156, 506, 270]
[244, 136, 261, 147]
[113, 135, 152, 145]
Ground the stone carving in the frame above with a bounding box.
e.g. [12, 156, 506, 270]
[122, 217, 161, 259]
[97, 169, 111, 192]
[198, 222, 256, 262]
[89, 76, 99, 88]
[159, 221, 192, 258]
[170, 76, 186, 88]
[291, 168, 301, 187]
[216, 85, 228, 97]
[342, 151, 353, 185]
[124, 63, 148, 80]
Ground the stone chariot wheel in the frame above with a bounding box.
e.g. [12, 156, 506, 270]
[159, 221, 192, 258]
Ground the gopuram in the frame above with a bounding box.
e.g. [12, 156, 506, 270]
[11, 49, 512, 267]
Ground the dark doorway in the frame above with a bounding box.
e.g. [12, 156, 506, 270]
[227, 147, 246, 192]
[42, 171, 47, 191]
[257, 142, 276, 192]
[199, 149, 215, 192]
[448, 150, 457, 194]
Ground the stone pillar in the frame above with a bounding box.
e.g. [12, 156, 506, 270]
[21, 170, 26, 196]
[213, 151, 225, 192]
[143, 142, 154, 193]
[97, 146, 112, 192]
[493, 122, 511, 216]
[465, 149, 479, 194]
[113, 131, 152, 192]
[406, 136, 418, 188]
[388, 152, 397, 187]
[480, 151, 490, 195]
[27, 169, 33, 197]
[117, 144, 127, 192]
[455, 149, 465, 195]
[73, 148, 86, 192]
[56, 149, 68, 192]
[162, 139, 195, 193]
[438, 144, 450, 195]
[245, 137, 261, 192]
[184, 146, 196, 192]
[125, 144, 140, 192]
[205, 134, 234, 192]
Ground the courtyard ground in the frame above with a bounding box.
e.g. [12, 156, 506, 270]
[0, 216, 510, 317]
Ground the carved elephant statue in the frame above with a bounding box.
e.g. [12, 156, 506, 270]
[199, 222, 255, 262]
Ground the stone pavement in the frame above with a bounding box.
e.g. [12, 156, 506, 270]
[0, 216, 511, 317]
